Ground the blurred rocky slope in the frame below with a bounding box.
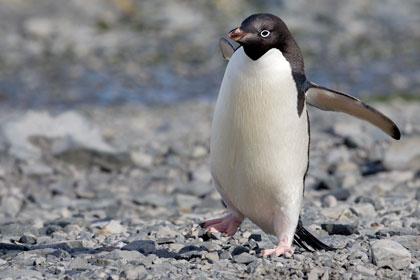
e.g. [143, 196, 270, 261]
[0, 0, 418, 108]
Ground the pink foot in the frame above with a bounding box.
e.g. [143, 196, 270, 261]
[261, 245, 294, 257]
[200, 214, 242, 236]
[261, 237, 294, 257]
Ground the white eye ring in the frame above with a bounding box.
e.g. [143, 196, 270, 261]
[260, 30, 270, 37]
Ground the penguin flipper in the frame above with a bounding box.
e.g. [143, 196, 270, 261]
[219, 38, 237, 61]
[294, 219, 336, 252]
[305, 81, 401, 140]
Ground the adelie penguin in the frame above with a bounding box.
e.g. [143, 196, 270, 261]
[201, 13, 401, 256]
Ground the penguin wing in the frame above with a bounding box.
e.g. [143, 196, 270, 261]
[219, 38, 237, 61]
[305, 81, 401, 140]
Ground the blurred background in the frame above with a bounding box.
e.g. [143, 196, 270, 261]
[0, 0, 419, 109]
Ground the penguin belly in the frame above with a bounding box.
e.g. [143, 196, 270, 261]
[210, 47, 309, 235]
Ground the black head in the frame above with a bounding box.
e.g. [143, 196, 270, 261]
[229, 13, 296, 61]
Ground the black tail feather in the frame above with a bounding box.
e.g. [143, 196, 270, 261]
[294, 219, 336, 252]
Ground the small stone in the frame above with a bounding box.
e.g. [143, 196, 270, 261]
[321, 223, 358, 235]
[205, 252, 219, 261]
[169, 243, 184, 251]
[284, 252, 293, 258]
[391, 236, 420, 250]
[99, 220, 126, 234]
[156, 226, 179, 239]
[294, 254, 305, 261]
[193, 165, 212, 183]
[355, 265, 376, 276]
[371, 239, 411, 270]
[69, 257, 90, 269]
[322, 195, 337, 208]
[122, 240, 156, 255]
[249, 234, 262, 242]
[130, 150, 154, 168]
[192, 145, 208, 158]
[327, 189, 351, 201]
[348, 250, 368, 262]
[351, 203, 376, 217]
[234, 252, 256, 264]
[320, 206, 354, 220]
[106, 249, 142, 261]
[219, 251, 232, 260]
[19, 234, 37, 245]
[242, 232, 251, 239]
[1, 196, 22, 217]
[121, 265, 147, 279]
[307, 269, 320, 280]
[63, 224, 82, 234]
[178, 245, 206, 259]
[19, 162, 54, 176]
[377, 227, 418, 237]
[232, 246, 249, 256]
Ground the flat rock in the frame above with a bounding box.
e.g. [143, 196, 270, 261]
[351, 203, 376, 217]
[321, 223, 358, 236]
[371, 239, 411, 270]
[105, 249, 142, 261]
[98, 220, 126, 234]
[19, 162, 54, 176]
[69, 256, 90, 269]
[122, 240, 156, 255]
[156, 226, 179, 239]
[233, 252, 256, 264]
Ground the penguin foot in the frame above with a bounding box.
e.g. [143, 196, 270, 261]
[261, 245, 294, 257]
[201, 214, 242, 236]
[261, 238, 294, 257]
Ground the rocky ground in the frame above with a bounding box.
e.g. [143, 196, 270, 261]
[0, 0, 419, 279]
[0, 100, 419, 279]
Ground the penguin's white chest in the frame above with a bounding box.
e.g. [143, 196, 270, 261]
[210, 47, 308, 234]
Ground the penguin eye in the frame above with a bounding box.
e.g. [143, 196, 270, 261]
[260, 30, 270, 38]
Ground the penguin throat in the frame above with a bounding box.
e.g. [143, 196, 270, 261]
[242, 45, 271, 61]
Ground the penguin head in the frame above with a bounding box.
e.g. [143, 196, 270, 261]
[228, 13, 293, 60]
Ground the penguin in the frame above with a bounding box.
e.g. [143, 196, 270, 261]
[201, 13, 400, 257]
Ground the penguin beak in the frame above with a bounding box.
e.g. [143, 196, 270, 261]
[228, 27, 248, 41]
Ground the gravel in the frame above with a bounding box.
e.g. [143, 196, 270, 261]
[0, 100, 418, 279]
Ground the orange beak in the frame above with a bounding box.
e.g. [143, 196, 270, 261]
[228, 27, 248, 41]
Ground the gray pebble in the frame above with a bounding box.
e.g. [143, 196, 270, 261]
[321, 223, 358, 236]
[19, 234, 37, 245]
[371, 239, 411, 270]
[322, 195, 337, 208]
[122, 240, 156, 255]
[233, 252, 256, 264]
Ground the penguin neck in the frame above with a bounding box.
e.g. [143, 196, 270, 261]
[241, 37, 307, 117]
[242, 38, 305, 78]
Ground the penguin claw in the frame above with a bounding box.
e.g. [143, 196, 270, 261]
[261, 245, 294, 257]
[200, 214, 242, 236]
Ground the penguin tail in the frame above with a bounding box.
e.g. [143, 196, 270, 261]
[293, 219, 336, 252]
